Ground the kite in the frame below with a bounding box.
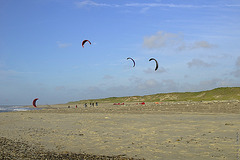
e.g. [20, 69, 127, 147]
[149, 58, 158, 71]
[82, 40, 91, 48]
[32, 98, 38, 108]
[127, 57, 135, 67]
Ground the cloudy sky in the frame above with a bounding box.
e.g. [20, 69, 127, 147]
[0, 0, 240, 105]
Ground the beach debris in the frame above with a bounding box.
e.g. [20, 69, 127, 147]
[127, 57, 135, 67]
[225, 123, 234, 126]
[149, 58, 158, 71]
[136, 102, 145, 105]
[32, 98, 38, 108]
[113, 103, 124, 105]
[82, 40, 91, 48]
[176, 137, 183, 141]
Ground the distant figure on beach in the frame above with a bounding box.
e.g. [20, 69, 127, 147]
[84, 103, 87, 108]
[92, 103, 94, 107]
[75, 105, 77, 108]
[96, 102, 98, 106]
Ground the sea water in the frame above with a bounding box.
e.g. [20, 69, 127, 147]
[0, 105, 40, 113]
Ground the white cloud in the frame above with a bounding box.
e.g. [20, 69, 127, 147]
[0, 70, 19, 77]
[143, 31, 216, 51]
[126, 3, 240, 9]
[143, 67, 167, 74]
[75, 1, 240, 9]
[190, 41, 216, 49]
[198, 78, 221, 89]
[129, 78, 179, 94]
[187, 59, 213, 68]
[145, 79, 158, 86]
[143, 31, 183, 49]
[55, 86, 66, 91]
[225, 4, 240, 7]
[218, 78, 240, 87]
[75, 0, 119, 8]
[125, 3, 201, 8]
[0, 61, 5, 68]
[103, 75, 114, 80]
[128, 76, 143, 84]
[57, 41, 72, 48]
[230, 56, 240, 77]
[231, 69, 240, 77]
[178, 41, 216, 51]
[179, 78, 240, 92]
[140, 7, 150, 13]
[236, 56, 240, 67]
[137, 79, 159, 90]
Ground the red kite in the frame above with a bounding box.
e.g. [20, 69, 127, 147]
[82, 40, 91, 48]
[32, 98, 38, 108]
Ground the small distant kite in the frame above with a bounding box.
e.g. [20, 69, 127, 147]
[149, 58, 158, 71]
[82, 40, 91, 48]
[127, 57, 135, 67]
[32, 98, 38, 108]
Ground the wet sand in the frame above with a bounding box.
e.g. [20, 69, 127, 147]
[0, 101, 240, 159]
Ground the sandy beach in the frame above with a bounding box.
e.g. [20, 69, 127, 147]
[1, 101, 240, 159]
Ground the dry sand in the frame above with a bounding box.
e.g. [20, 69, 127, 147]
[1, 101, 240, 159]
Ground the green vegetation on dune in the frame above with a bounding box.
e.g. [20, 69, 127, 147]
[68, 87, 240, 104]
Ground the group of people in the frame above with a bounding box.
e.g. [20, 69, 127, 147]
[67, 102, 98, 108]
[84, 102, 98, 108]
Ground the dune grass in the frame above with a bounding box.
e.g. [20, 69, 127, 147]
[68, 87, 240, 104]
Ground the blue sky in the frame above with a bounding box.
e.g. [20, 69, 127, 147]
[0, 0, 240, 105]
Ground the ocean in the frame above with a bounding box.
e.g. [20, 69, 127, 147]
[0, 105, 40, 113]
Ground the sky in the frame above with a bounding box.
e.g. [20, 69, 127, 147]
[0, 0, 240, 105]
